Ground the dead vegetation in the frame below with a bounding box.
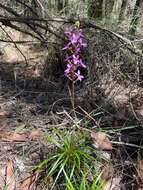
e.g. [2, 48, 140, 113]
[0, 2, 143, 188]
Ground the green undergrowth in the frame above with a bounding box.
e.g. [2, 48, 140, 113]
[35, 128, 106, 190]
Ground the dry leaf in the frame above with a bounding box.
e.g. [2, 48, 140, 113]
[15, 124, 26, 133]
[47, 176, 54, 187]
[0, 111, 10, 119]
[138, 159, 143, 181]
[33, 68, 40, 77]
[2, 133, 28, 142]
[136, 108, 143, 121]
[0, 167, 6, 190]
[91, 132, 113, 150]
[114, 95, 128, 107]
[21, 174, 36, 190]
[29, 152, 39, 160]
[5, 160, 16, 190]
[29, 130, 41, 141]
[102, 164, 114, 181]
[102, 177, 121, 190]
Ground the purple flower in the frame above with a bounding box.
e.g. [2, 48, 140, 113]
[72, 54, 80, 65]
[64, 64, 76, 76]
[75, 47, 81, 53]
[64, 64, 73, 76]
[70, 30, 84, 45]
[64, 55, 72, 62]
[62, 42, 71, 50]
[78, 59, 86, 68]
[72, 54, 86, 68]
[64, 27, 74, 37]
[70, 34, 79, 44]
[63, 25, 87, 82]
[79, 38, 87, 47]
[76, 70, 84, 81]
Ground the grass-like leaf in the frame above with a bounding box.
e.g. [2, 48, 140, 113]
[36, 130, 105, 189]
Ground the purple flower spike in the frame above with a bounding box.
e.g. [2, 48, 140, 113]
[76, 70, 84, 81]
[63, 24, 87, 82]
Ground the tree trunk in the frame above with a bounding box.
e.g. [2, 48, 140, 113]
[118, 0, 129, 23]
[129, 0, 143, 38]
[57, 0, 63, 11]
[24, 0, 39, 17]
[88, 0, 104, 20]
[104, 0, 114, 20]
[63, 0, 68, 14]
[47, 0, 51, 10]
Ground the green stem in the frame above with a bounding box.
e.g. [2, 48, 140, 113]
[71, 80, 75, 110]
[68, 80, 76, 118]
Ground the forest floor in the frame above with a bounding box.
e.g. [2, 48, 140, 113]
[0, 28, 143, 190]
[0, 29, 59, 189]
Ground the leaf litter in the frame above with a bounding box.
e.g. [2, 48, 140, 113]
[0, 29, 142, 190]
[5, 160, 16, 190]
[91, 131, 113, 150]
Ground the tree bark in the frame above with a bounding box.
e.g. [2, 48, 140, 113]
[129, 0, 143, 38]
[104, 0, 114, 20]
[57, 0, 63, 11]
[88, 0, 104, 20]
[64, 0, 68, 14]
[118, 0, 129, 23]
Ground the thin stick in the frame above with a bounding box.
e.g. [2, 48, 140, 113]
[111, 141, 143, 149]
[78, 106, 100, 128]
[0, 25, 28, 65]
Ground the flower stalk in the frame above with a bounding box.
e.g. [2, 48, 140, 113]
[63, 22, 87, 112]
